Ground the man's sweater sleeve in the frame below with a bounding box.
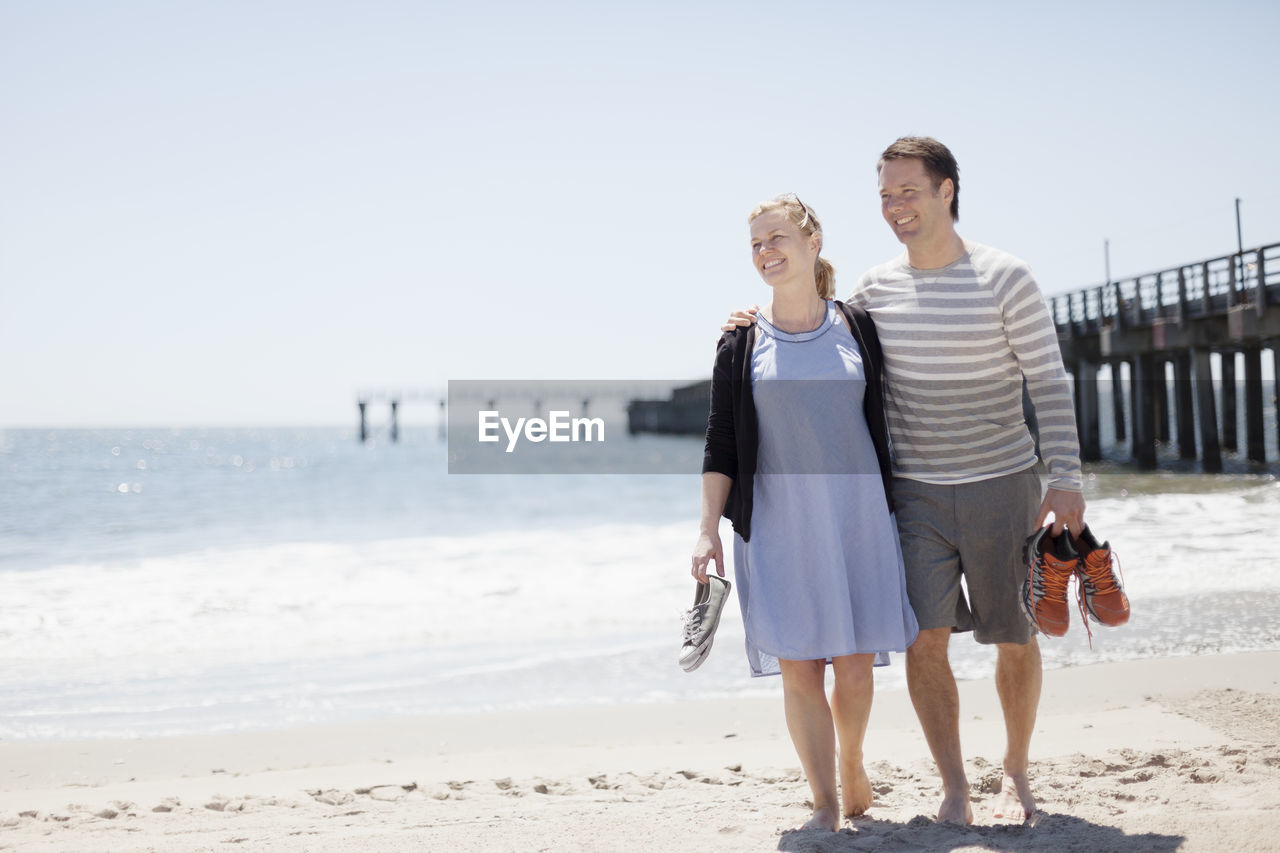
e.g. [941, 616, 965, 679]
[1000, 265, 1084, 492]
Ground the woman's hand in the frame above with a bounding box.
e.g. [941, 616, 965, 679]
[691, 529, 724, 584]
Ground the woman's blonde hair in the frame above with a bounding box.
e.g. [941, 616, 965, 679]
[747, 193, 836, 299]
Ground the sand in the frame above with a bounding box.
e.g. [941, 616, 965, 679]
[2, 651, 1279, 852]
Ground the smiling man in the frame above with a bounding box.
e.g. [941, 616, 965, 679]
[849, 136, 1085, 824]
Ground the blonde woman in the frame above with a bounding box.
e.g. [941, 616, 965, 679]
[693, 194, 917, 832]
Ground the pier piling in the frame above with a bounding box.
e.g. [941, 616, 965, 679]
[1154, 361, 1171, 445]
[1274, 347, 1280, 459]
[1111, 363, 1127, 441]
[1220, 354, 1238, 452]
[1131, 353, 1158, 469]
[1173, 352, 1196, 460]
[1243, 346, 1265, 463]
[1193, 349, 1223, 473]
[1076, 359, 1102, 462]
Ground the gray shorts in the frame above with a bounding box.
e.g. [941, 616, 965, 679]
[893, 467, 1041, 645]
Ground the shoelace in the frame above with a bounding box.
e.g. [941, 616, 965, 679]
[681, 608, 704, 643]
[1079, 551, 1123, 594]
[1035, 556, 1076, 603]
[1075, 551, 1124, 649]
[1075, 586, 1095, 648]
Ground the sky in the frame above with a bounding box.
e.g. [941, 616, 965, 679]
[3, 0, 1278, 427]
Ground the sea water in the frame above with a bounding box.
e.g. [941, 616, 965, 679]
[1, 419, 1278, 740]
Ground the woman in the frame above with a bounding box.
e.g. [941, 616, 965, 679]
[693, 194, 918, 832]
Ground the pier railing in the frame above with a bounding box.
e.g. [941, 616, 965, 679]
[1047, 240, 1280, 471]
[1051, 242, 1280, 335]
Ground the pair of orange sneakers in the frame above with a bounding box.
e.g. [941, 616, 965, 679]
[1022, 526, 1130, 638]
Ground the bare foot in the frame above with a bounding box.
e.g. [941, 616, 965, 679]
[841, 761, 873, 817]
[800, 805, 839, 832]
[937, 788, 974, 825]
[991, 772, 1036, 822]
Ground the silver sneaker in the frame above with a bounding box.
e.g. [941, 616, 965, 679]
[679, 575, 731, 672]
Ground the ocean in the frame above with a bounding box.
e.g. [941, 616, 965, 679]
[2, 405, 1278, 741]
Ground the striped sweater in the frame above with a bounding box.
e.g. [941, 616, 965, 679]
[848, 242, 1083, 492]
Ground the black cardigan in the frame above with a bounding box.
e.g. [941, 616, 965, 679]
[701, 301, 895, 542]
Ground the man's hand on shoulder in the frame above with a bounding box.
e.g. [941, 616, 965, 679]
[721, 305, 759, 332]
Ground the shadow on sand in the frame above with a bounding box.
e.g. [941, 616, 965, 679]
[777, 812, 1184, 852]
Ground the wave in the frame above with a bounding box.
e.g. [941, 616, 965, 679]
[2, 480, 1278, 740]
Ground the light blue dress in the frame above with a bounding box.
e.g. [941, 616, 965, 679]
[732, 301, 919, 677]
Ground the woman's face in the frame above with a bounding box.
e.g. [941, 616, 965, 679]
[749, 209, 818, 286]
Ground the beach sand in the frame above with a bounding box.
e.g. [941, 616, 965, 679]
[2, 651, 1278, 852]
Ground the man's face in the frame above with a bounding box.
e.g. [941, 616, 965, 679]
[878, 158, 952, 247]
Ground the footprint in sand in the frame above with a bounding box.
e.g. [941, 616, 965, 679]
[152, 797, 180, 813]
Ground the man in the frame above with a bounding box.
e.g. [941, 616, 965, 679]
[726, 137, 1086, 824]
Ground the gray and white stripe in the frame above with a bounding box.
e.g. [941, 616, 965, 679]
[849, 242, 1083, 491]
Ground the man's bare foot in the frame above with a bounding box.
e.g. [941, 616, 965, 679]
[841, 761, 873, 817]
[937, 788, 974, 825]
[991, 772, 1036, 822]
[800, 805, 839, 832]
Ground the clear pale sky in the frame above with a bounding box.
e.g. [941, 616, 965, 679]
[3, 0, 1278, 427]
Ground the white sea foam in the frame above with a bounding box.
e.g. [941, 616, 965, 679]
[1086, 481, 1280, 597]
[0, 522, 714, 679]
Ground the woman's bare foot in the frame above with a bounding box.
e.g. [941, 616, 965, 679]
[800, 805, 839, 832]
[937, 787, 974, 825]
[841, 760, 873, 817]
[991, 772, 1036, 821]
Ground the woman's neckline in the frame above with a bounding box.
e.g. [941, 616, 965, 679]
[757, 300, 834, 342]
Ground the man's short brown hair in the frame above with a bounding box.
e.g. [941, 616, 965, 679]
[878, 137, 960, 222]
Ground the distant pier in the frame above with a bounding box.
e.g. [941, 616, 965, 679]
[1054, 241, 1279, 471]
[356, 383, 660, 443]
[626, 381, 710, 435]
[356, 390, 432, 443]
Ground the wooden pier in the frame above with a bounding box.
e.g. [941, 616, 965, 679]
[1053, 241, 1280, 471]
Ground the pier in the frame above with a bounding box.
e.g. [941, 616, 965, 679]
[356, 390, 438, 443]
[357, 382, 662, 443]
[1053, 241, 1279, 471]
